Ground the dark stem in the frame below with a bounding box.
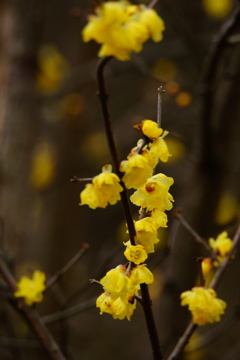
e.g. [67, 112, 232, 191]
[157, 86, 165, 127]
[140, 283, 163, 360]
[96, 56, 136, 245]
[96, 56, 162, 360]
[70, 177, 93, 183]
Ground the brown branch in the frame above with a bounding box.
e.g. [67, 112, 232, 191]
[46, 243, 89, 289]
[157, 86, 165, 128]
[96, 56, 162, 360]
[42, 297, 96, 324]
[167, 322, 197, 360]
[70, 176, 93, 183]
[174, 208, 218, 262]
[0, 258, 67, 360]
[148, 0, 161, 9]
[96, 56, 136, 246]
[140, 283, 163, 360]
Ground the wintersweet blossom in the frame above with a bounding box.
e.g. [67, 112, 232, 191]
[130, 264, 154, 286]
[96, 292, 137, 320]
[209, 231, 233, 262]
[181, 287, 226, 325]
[120, 150, 153, 189]
[124, 244, 148, 264]
[149, 131, 171, 163]
[141, 119, 163, 139]
[130, 173, 174, 211]
[80, 164, 123, 209]
[100, 265, 137, 300]
[14, 271, 46, 306]
[82, 1, 165, 61]
[134, 217, 160, 253]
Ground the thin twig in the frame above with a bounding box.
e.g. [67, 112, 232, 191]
[167, 322, 197, 360]
[148, 0, 161, 9]
[174, 208, 218, 262]
[0, 258, 67, 360]
[157, 86, 165, 128]
[42, 298, 96, 324]
[46, 243, 89, 289]
[70, 177, 93, 183]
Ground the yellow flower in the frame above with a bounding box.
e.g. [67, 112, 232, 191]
[149, 131, 171, 163]
[14, 271, 46, 306]
[209, 231, 233, 261]
[111, 296, 137, 320]
[100, 265, 136, 300]
[134, 217, 160, 253]
[120, 151, 153, 189]
[96, 292, 114, 315]
[130, 264, 154, 286]
[80, 164, 123, 209]
[96, 292, 137, 320]
[138, 8, 165, 42]
[82, 1, 165, 61]
[150, 209, 168, 228]
[141, 119, 163, 139]
[181, 287, 226, 325]
[124, 244, 148, 264]
[130, 173, 174, 211]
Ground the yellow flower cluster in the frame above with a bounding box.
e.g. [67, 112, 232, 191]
[80, 164, 123, 209]
[82, 1, 165, 61]
[180, 287, 226, 325]
[97, 264, 153, 320]
[14, 271, 46, 306]
[81, 119, 173, 320]
[120, 120, 171, 190]
[209, 231, 233, 262]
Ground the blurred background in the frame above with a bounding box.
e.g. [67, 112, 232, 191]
[1, 0, 240, 359]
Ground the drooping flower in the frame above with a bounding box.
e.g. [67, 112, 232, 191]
[120, 150, 153, 189]
[140, 119, 163, 139]
[80, 164, 123, 209]
[14, 271, 46, 306]
[82, 1, 165, 61]
[149, 131, 171, 163]
[180, 287, 226, 325]
[130, 173, 174, 211]
[124, 244, 148, 264]
[209, 231, 233, 262]
[100, 265, 137, 300]
[130, 264, 154, 286]
[96, 292, 137, 320]
[134, 217, 160, 253]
